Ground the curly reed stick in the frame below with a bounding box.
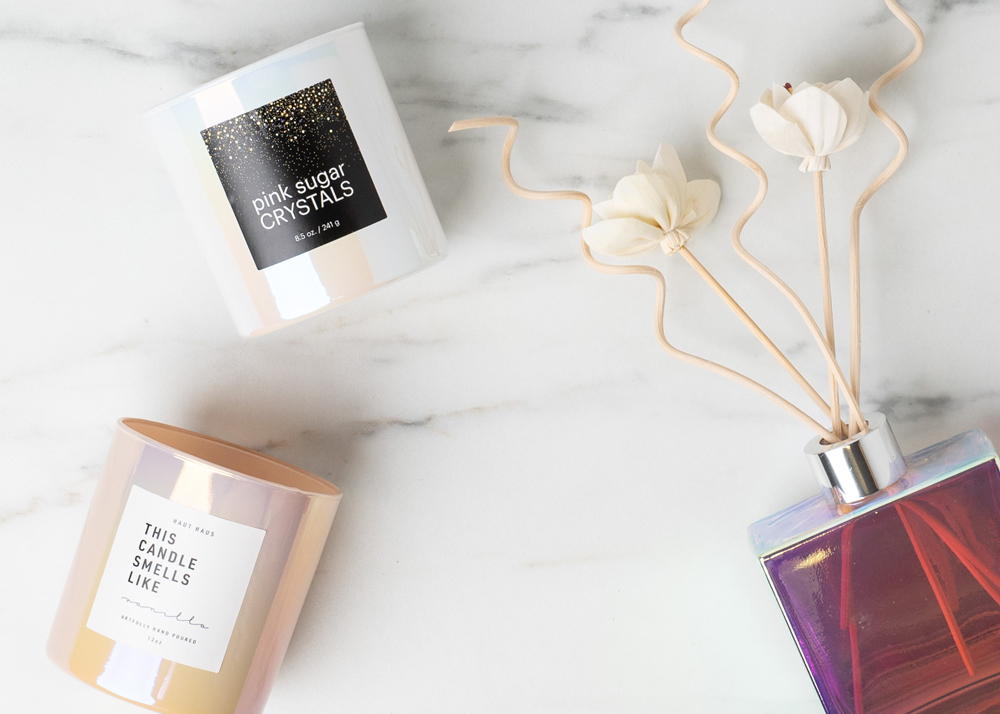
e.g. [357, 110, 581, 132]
[449, 116, 836, 441]
[674, 0, 867, 437]
[814, 172, 843, 439]
[848, 0, 925, 426]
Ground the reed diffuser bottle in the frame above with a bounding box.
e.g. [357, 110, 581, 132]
[752, 420, 1000, 713]
[451, 1, 1000, 711]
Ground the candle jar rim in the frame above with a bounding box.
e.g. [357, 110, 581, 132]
[119, 417, 341, 500]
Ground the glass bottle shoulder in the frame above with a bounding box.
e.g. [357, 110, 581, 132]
[749, 429, 999, 559]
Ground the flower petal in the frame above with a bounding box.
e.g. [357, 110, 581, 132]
[769, 84, 791, 113]
[652, 144, 687, 187]
[750, 102, 814, 159]
[650, 144, 687, 216]
[679, 179, 721, 233]
[611, 172, 680, 231]
[779, 85, 848, 157]
[826, 79, 870, 151]
[593, 198, 626, 221]
[582, 217, 664, 257]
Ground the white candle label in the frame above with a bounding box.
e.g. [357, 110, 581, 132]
[86, 485, 266, 673]
[201, 79, 387, 270]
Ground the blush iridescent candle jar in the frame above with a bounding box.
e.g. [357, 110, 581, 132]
[145, 23, 447, 337]
[48, 419, 341, 714]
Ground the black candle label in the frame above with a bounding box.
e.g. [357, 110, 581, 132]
[201, 79, 387, 270]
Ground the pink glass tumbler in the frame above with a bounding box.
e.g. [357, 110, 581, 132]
[48, 419, 342, 714]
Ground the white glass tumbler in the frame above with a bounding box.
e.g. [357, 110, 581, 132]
[48, 419, 342, 714]
[146, 23, 446, 336]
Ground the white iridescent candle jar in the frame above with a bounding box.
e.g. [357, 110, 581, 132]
[145, 23, 446, 337]
[48, 419, 342, 714]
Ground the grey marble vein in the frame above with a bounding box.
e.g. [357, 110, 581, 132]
[579, 3, 671, 49]
[0, 23, 276, 77]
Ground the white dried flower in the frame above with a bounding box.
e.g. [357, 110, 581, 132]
[750, 79, 870, 172]
[583, 144, 720, 257]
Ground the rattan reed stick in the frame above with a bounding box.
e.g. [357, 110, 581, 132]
[847, 0, 925, 433]
[449, 116, 836, 441]
[674, 0, 867, 436]
[677, 246, 832, 416]
[813, 171, 844, 439]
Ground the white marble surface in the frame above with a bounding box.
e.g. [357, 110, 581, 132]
[3, 1, 1000, 712]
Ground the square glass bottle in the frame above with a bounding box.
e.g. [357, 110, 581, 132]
[749, 414, 1000, 713]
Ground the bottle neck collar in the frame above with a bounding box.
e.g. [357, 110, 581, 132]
[804, 412, 906, 506]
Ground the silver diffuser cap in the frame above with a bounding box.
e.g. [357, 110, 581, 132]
[804, 412, 906, 505]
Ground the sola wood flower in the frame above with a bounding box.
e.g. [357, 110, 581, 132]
[750, 79, 870, 172]
[583, 144, 720, 257]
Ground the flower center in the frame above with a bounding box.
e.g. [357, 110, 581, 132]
[783, 82, 793, 93]
[660, 229, 690, 256]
